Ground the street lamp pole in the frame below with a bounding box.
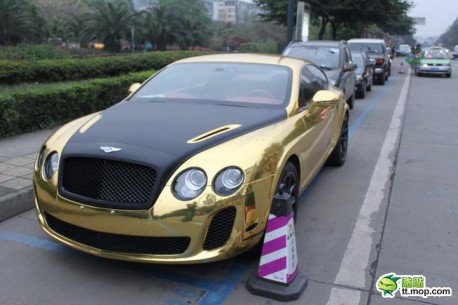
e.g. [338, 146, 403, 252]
[287, 0, 294, 43]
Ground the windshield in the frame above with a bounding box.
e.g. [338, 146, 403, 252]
[424, 49, 449, 59]
[132, 63, 292, 107]
[349, 42, 384, 53]
[284, 46, 340, 69]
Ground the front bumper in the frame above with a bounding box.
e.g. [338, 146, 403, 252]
[418, 66, 451, 74]
[34, 173, 274, 264]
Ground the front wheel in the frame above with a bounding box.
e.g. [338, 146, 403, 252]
[276, 162, 299, 221]
[347, 92, 355, 109]
[327, 113, 348, 166]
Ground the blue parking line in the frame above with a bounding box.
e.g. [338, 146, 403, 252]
[349, 78, 394, 137]
[0, 81, 394, 304]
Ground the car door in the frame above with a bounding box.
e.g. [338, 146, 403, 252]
[295, 65, 336, 186]
[343, 47, 356, 99]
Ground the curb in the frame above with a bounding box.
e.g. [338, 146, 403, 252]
[0, 187, 34, 222]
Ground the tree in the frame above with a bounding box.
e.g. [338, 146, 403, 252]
[82, 0, 137, 52]
[0, 0, 44, 45]
[141, 1, 179, 50]
[437, 17, 458, 47]
[141, 0, 211, 50]
[254, 0, 414, 40]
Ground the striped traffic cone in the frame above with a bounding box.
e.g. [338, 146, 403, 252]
[399, 62, 405, 74]
[246, 186, 308, 301]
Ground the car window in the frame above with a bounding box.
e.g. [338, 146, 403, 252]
[424, 49, 449, 59]
[284, 46, 340, 70]
[352, 53, 365, 73]
[298, 65, 326, 110]
[132, 62, 292, 107]
[349, 42, 384, 53]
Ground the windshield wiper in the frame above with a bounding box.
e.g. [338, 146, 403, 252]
[319, 65, 333, 70]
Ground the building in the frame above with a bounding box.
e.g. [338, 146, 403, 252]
[212, 0, 259, 24]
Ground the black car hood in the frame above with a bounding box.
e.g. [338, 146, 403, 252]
[62, 99, 286, 184]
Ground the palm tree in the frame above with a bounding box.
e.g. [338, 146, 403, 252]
[0, 0, 43, 45]
[82, 0, 137, 52]
[141, 2, 179, 51]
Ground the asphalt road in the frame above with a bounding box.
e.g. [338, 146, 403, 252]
[0, 57, 457, 305]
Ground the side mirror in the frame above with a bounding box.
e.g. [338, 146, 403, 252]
[312, 90, 340, 107]
[345, 63, 357, 72]
[128, 83, 141, 94]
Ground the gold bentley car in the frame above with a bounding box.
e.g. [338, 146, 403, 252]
[34, 54, 349, 264]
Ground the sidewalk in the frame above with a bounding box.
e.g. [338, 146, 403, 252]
[0, 129, 54, 222]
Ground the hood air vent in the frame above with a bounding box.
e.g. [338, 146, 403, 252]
[187, 124, 241, 144]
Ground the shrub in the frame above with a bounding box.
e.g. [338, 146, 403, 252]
[0, 44, 70, 61]
[0, 70, 154, 138]
[0, 51, 206, 85]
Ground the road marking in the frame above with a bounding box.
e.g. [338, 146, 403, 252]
[326, 70, 411, 305]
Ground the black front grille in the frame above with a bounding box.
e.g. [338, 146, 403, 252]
[61, 157, 156, 208]
[203, 207, 236, 250]
[45, 212, 190, 255]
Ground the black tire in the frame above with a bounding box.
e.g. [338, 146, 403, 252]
[347, 92, 355, 109]
[251, 161, 299, 253]
[379, 75, 385, 85]
[446, 72, 451, 78]
[327, 113, 348, 166]
[360, 82, 366, 99]
[367, 79, 372, 92]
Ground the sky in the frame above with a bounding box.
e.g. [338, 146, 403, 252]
[409, 0, 458, 37]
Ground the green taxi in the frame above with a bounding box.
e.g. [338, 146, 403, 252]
[414, 47, 452, 78]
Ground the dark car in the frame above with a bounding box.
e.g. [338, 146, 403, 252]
[351, 50, 373, 98]
[348, 38, 391, 85]
[283, 40, 357, 109]
[453, 45, 458, 60]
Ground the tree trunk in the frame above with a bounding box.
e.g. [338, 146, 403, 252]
[318, 16, 328, 40]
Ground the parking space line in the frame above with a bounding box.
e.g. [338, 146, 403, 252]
[0, 229, 251, 305]
[326, 67, 411, 305]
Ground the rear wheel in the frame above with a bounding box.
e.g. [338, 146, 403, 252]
[446, 72, 451, 78]
[327, 113, 348, 166]
[359, 81, 366, 98]
[367, 79, 372, 92]
[379, 75, 385, 85]
[347, 92, 355, 109]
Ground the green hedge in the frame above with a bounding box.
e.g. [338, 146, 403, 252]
[0, 51, 205, 85]
[0, 70, 154, 138]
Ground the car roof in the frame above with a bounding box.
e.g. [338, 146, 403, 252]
[287, 40, 344, 47]
[172, 53, 311, 70]
[348, 38, 385, 44]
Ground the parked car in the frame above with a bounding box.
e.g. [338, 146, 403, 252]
[414, 46, 452, 78]
[396, 44, 411, 57]
[348, 38, 391, 85]
[33, 54, 349, 264]
[282, 40, 357, 109]
[351, 50, 373, 98]
[453, 45, 458, 60]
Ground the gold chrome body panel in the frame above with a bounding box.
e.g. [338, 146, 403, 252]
[34, 54, 349, 263]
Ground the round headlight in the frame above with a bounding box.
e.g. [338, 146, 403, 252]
[173, 168, 207, 200]
[44, 152, 59, 180]
[214, 167, 244, 196]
